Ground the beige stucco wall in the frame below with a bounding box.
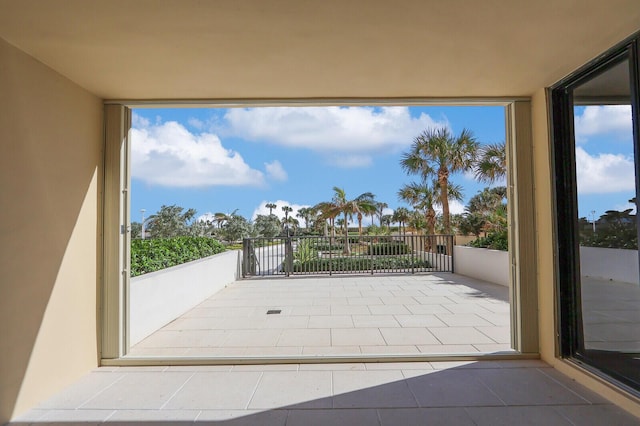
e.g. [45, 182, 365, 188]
[531, 89, 555, 366]
[0, 38, 103, 422]
[531, 89, 640, 416]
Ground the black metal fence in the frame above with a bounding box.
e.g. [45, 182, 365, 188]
[242, 234, 454, 277]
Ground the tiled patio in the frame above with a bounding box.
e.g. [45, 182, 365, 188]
[130, 273, 511, 358]
[10, 360, 639, 425]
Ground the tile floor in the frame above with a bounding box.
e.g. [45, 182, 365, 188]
[130, 273, 512, 357]
[9, 360, 639, 425]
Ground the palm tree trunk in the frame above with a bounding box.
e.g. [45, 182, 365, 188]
[426, 209, 436, 236]
[343, 212, 351, 255]
[438, 167, 450, 234]
[357, 213, 363, 236]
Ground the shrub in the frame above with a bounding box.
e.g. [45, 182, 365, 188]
[291, 256, 430, 272]
[313, 244, 343, 251]
[468, 230, 508, 251]
[131, 236, 226, 277]
[367, 242, 410, 255]
[294, 239, 318, 262]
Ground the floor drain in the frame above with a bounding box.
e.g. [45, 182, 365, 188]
[266, 309, 281, 315]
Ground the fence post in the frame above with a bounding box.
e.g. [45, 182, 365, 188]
[242, 239, 249, 277]
[411, 235, 415, 274]
[450, 235, 455, 273]
[370, 235, 374, 275]
[329, 236, 333, 276]
[285, 237, 293, 277]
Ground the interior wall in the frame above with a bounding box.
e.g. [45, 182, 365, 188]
[531, 88, 640, 417]
[0, 38, 103, 422]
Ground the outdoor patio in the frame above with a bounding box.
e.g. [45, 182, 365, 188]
[129, 273, 511, 358]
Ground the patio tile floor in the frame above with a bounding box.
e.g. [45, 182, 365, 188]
[10, 360, 639, 425]
[131, 273, 512, 357]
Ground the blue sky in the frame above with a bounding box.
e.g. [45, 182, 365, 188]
[573, 105, 635, 220]
[130, 104, 635, 225]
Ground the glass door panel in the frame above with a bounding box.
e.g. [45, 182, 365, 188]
[569, 55, 640, 389]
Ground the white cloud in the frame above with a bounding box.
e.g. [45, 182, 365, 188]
[435, 200, 466, 215]
[222, 106, 448, 156]
[132, 113, 150, 128]
[251, 200, 311, 221]
[575, 147, 635, 194]
[574, 105, 632, 142]
[131, 120, 264, 187]
[265, 160, 288, 181]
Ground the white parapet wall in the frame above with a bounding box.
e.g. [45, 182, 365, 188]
[579, 246, 639, 285]
[129, 249, 242, 345]
[453, 245, 510, 287]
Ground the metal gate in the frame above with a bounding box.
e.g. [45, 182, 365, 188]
[242, 234, 454, 277]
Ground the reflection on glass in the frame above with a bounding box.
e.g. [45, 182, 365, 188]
[573, 58, 640, 386]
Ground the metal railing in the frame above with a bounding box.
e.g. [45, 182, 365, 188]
[242, 234, 454, 277]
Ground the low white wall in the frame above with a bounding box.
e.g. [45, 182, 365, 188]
[422, 252, 453, 271]
[129, 250, 242, 345]
[580, 246, 639, 285]
[453, 245, 510, 287]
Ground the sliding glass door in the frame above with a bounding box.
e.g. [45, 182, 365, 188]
[553, 35, 640, 392]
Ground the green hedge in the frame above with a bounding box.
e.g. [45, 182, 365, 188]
[366, 242, 410, 255]
[468, 230, 508, 251]
[131, 236, 226, 277]
[312, 242, 344, 251]
[291, 256, 430, 272]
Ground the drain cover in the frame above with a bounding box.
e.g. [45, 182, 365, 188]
[266, 309, 282, 315]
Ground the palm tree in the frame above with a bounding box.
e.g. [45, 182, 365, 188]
[354, 195, 377, 236]
[474, 142, 506, 184]
[401, 127, 478, 233]
[381, 214, 393, 230]
[314, 201, 339, 237]
[440, 181, 464, 234]
[398, 181, 439, 235]
[465, 186, 507, 236]
[392, 207, 411, 235]
[207, 209, 238, 235]
[296, 207, 315, 230]
[281, 205, 293, 236]
[283, 216, 299, 236]
[316, 187, 376, 254]
[407, 210, 427, 235]
[466, 187, 506, 216]
[266, 203, 277, 215]
[375, 201, 388, 227]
